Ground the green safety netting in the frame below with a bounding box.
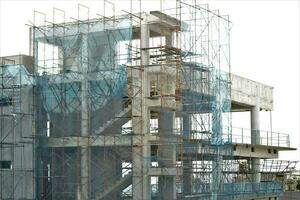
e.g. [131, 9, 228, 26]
[0, 64, 34, 87]
[36, 19, 132, 114]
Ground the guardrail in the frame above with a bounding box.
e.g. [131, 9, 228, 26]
[231, 127, 290, 148]
[186, 126, 290, 148]
[225, 181, 283, 198]
[150, 181, 283, 198]
[147, 123, 290, 148]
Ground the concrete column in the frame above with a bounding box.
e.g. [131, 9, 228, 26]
[157, 110, 176, 200]
[211, 99, 223, 200]
[211, 149, 222, 200]
[29, 27, 33, 56]
[132, 21, 151, 200]
[165, 33, 173, 49]
[80, 34, 90, 200]
[251, 96, 261, 182]
[251, 96, 260, 145]
[182, 114, 192, 195]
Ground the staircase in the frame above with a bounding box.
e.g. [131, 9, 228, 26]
[94, 172, 132, 200]
[94, 106, 131, 135]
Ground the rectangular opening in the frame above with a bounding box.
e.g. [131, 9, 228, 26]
[150, 118, 158, 134]
[122, 162, 132, 177]
[47, 163, 51, 182]
[0, 161, 12, 169]
[37, 42, 61, 75]
[121, 120, 132, 135]
[150, 80, 158, 97]
[46, 121, 51, 137]
[148, 74, 160, 98]
[0, 97, 13, 106]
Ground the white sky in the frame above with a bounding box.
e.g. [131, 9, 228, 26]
[0, 0, 299, 166]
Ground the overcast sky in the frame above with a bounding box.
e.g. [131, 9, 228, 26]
[0, 0, 299, 166]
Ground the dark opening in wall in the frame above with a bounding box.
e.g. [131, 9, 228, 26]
[0, 97, 13, 106]
[268, 149, 271, 153]
[274, 149, 277, 154]
[251, 147, 255, 152]
[0, 160, 12, 169]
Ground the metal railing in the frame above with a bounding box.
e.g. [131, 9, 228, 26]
[150, 181, 283, 198]
[231, 127, 290, 147]
[225, 181, 283, 198]
[183, 125, 290, 148]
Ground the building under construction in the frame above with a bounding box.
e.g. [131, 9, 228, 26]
[0, 1, 298, 199]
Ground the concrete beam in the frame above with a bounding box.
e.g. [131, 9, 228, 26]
[231, 74, 273, 111]
[233, 144, 278, 159]
[46, 135, 135, 147]
[149, 167, 182, 176]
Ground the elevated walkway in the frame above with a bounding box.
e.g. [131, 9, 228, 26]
[231, 74, 273, 111]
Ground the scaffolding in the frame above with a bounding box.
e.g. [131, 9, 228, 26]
[0, 0, 298, 200]
[0, 56, 35, 199]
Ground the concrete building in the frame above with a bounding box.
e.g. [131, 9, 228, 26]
[0, 2, 297, 200]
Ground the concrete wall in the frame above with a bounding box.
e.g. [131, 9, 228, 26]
[231, 74, 273, 110]
[0, 55, 34, 73]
